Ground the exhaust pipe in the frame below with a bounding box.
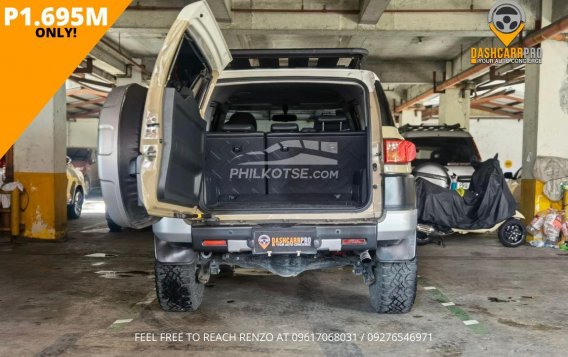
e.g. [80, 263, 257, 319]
[359, 250, 372, 264]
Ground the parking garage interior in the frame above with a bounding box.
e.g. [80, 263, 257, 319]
[2, 0, 568, 355]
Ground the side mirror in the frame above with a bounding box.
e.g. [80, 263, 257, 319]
[504, 172, 514, 180]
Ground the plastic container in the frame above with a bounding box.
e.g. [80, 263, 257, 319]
[543, 210, 563, 246]
[527, 213, 545, 235]
[450, 174, 458, 191]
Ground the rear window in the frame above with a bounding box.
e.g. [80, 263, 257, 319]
[210, 81, 367, 133]
[67, 148, 91, 162]
[222, 109, 345, 133]
[410, 137, 480, 165]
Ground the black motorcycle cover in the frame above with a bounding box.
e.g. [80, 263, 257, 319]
[416, 158, 516, 229]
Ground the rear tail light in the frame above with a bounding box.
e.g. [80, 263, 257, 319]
[342, 238, 367, 245]
[383, 139, 416, 164]
[202, 240, 227, 247]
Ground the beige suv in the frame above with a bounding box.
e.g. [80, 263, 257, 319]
[99, 1, 418, 313]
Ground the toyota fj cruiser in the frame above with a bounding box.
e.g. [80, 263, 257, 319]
[98, 1, 418, 313]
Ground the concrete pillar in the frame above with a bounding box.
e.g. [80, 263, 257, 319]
[521, 39, 568, 220]
[400, 109, 422, 126]
[14, 86, 67, 239]
[438, 88, 471, 130]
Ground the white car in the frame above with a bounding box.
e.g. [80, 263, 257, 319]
[400, 124, 482, 189]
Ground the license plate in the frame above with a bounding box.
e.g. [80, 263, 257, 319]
[457, 182, 470, 189]
[253, 230, 317, 255]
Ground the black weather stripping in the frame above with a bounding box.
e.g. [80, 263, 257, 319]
[228, 48, 368, 70]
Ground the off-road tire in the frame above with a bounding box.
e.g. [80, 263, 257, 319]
[155, 260, 204, 312]
[369, 259, 417, 313]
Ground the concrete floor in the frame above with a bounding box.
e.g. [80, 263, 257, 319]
[1, 199, 567, 356]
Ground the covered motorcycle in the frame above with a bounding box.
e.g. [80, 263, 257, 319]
[415, 157, 526, 247]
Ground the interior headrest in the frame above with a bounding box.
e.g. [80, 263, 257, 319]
[316, 115, 348, 123]
[315, 115, 349, 132]
[227, 112, 257, 131]
[271, 123, 299, 132]
[272, 114, 297, 122]
[222, 123, 255, 132]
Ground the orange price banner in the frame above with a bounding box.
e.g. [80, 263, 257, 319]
[0, 1, 131, 156]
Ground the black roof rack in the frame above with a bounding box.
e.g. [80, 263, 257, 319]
[228, 48, 368, 70]
[398, 123, 464, 134]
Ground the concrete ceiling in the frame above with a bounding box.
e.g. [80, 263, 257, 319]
[77, 0, 561, 119]
[95, 0, 541, 85]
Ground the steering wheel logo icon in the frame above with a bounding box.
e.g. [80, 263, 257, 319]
[488, 1, 526, 46]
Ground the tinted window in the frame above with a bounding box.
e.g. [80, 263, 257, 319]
[168, 36, 210, 103]
[410, 137, 480, 165]
[222, 109, 345, 133]
[67, 148, 91, 162]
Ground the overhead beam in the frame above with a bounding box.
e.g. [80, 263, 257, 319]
[471, 104, 523, 119]
[364, 60, 446, 84]
[66, 88, 108, 98]
[360, 0, 391, 24]
[208, 0, 232, 23]
[395, 14, 568, 112]
[67, 97, 107, 109]
[90, 41, 128, 75]
[110, 10, 496, 37]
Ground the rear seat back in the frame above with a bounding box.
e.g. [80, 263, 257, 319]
[224, 112, 257, 131]
[204, 111, 366, 206]
[271, 123, 299, 132]
[264, 132, 367, 197]
[203, 131, 266, 205]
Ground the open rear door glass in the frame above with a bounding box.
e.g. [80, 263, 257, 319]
[140, 0, 231, 216]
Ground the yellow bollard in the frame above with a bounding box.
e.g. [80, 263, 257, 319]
[10, 189, 20, 237]
[564, 186, 568, 220]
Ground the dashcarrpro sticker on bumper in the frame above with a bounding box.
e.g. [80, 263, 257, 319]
[271, 237, 312, 247]
[256, 234, 312, 250]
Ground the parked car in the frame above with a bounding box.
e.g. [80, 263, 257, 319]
[98, 1, 418, 313]
[0, 155, 6, 183]
[400, 124, 482, 189]
[504, 167, 522, 205]
[67, 147, 99, 196]
[66, 157, 86, 219]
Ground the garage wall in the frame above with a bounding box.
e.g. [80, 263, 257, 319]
[469, 119, 523, 174]
[67, 119, 99, 148]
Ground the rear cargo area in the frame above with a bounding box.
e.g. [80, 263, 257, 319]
[202, 131, 368, 210]
[201, 80, 371, 211]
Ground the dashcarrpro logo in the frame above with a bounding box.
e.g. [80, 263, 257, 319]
[470, 1, 541, 65]
[257, 235, 271, 250]
[488, 1, 525, 47]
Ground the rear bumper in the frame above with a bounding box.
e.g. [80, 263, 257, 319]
[153, 208, 416, 263]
